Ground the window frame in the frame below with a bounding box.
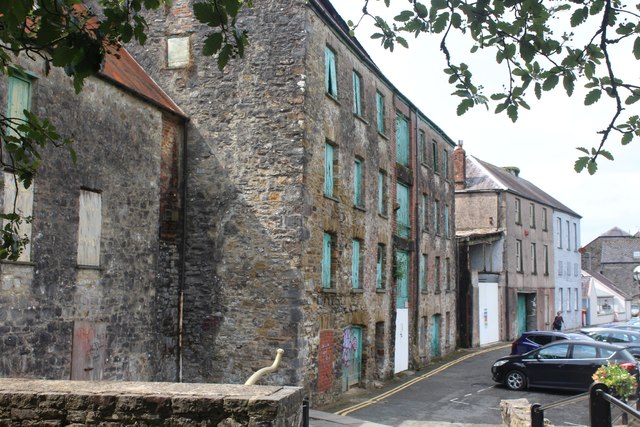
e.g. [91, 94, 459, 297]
[351, 238, 362, 289]
[378, 170, 388, 216]
[353, 157, 364, 208]
[324, 46, 338, 98]
[375, 91, 386, 134]
[322, 232, 334, 289]
[515, 198, 522, 225]
[352, 70, 363, 117]
[516, 239, 523, 272]
[324, 141, 336, 198]
[376, 243, 386, 289]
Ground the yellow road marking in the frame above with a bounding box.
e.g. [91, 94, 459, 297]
[335, 344, 510, 416]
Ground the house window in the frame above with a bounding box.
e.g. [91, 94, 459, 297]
[352, 71, 363, 116]
[559, 289, 564, 312]
[432, 140, 438, 171]
[443, 149, 449, 178]
[353, 158, 363, 208]
[420, 253, 427, 291]
[542, 208, 548, 231]
[445, 257, 451, 290]
[376, 244, 386, 289]
[7, 75, 32, 137]
[530, 242, 537, 274]
[529, 203, 536, 228]
[444, 205, 450, 239]
[322, 232, 334, 288]
[396, 113, 410, 167]
[575, 287, 579, 310]
[324, 46, 338, 97]
[375, 91, 385, 134]
[433, 200, 440, 236]
[352, 239, 362, 289]
[573, 223, 578, 251]
[574, 262, 579, 276]
[543, 245, 549, 275]
[3, 172, 34, 263]
[77, 189, 102, 267]
[516, 239, 523, 272]
[167, 36, 191, 68]
[324, 142, 335, 197]
[597, 298, 613, 315]
[435, 256, 441, 292]
[515, 198, 521, 224]
[378, 170, 388, 216]
[419, 130, 426, 164]
[557, 217, 563, 248]
[396, 183, 411, 238]
[558, 260, 563, 276]
[421, 193, 427, 231]
[566, 220, 570, 250]
[568, 288, 572, 311]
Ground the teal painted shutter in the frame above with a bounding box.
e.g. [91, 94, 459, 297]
[376, 92, 385, 133]
[431, 314, 441, 357]
[324, 143, 334, 197]
[443, 149, 449, 177]
[376, 245, 383, 289]
[433, 201, 439, 235]
[396, 114, 409, 166]
[325, 47, 337, 96]
[353, 159, 362, 206]
[395, 250, 409, 308]
[352, 72, 361, 115]
[378, 171, 385, 215]
[420, 254, 425, 290]
[421, 194, 427, 230]
[7, 76, 31, 137]
[351, 239, 360, 289]
[322, 233, 332, 288]
[445, 205, 450, 238]
[396, 183, 410, 238]
[432, 141, 438, 171]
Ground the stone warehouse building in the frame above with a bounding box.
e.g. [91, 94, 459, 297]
[0, 49, 187, 380]
[0, 0, 457, 405]
[128, 0, 457, 402]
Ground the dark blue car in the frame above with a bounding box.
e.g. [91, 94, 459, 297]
[511, 331, 593, 355]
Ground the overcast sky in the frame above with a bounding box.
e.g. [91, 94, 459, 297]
[330, 1, 640, 246]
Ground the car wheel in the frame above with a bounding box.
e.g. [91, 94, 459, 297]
[505, 370, 527, 391]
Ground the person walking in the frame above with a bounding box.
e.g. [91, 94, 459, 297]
[552, 311, 564, 331]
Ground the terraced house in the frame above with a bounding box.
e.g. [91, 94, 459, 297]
[129, 0, 458, 403]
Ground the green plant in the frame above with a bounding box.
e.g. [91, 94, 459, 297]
[592, 363, 638, 400]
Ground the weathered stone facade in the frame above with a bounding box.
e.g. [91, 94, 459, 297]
[0, 53, 186, 382]
[127, 0, 457, 404]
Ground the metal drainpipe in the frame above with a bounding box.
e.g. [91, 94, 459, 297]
[414, 110, 421, 333]
[177, 120, 189, 382]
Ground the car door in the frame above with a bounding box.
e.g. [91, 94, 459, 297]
[563, 343, 601, 389]
[524, 343, 570, 387]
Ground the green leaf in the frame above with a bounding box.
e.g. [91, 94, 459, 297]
[193, 2, 221, 26]
[495, 102, 508, 114]
[394, 10, 414, 22]
[534, 82, 542, 99]
[634, 36, 640, 60]
[415, 2, 429, 18]
[570, 7, 588, 27]
[431, 0, 448, 10]
[203, 33, 224, 56]
[563, 74, 575, 97]
[396, 36, 409, 48]
[519, 40, 536, 62]
[574, 156, 589, 173]
[599, 150, 614, 161]
[451, 12, 462, 29]
[625, 95, 640, 105]
[621, 132, 633, 145]
[456, 98, 474, 116]
[584, 62, 596, 80]
[584, 89, 602, 105]
[542, 74, 559, 91]
[587, 160, 598, 175]
[576, 147, 589, 154]
[507, 105, 518, 122]
[432, 12, 450, 33]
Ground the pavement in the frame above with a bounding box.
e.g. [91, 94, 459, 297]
[309, 343, 511, 427]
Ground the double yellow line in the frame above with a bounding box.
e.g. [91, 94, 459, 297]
[335, 344, 510, 416]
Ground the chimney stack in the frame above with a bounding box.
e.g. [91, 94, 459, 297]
[454, 140, 466, 190]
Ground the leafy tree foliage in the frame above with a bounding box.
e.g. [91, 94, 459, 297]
[348, 0, 639, 175]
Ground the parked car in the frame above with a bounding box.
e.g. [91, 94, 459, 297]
[492, 341, 638, 391]
[579, 327, 640, 344]
[510, 331, 593, 355]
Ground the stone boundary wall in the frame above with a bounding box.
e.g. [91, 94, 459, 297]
[0, 379, 303, 426]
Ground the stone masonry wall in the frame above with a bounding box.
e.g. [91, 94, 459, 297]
[0, 56, 175, 381]
[0, 379, 303, 426]
[127, 0, 309, 387]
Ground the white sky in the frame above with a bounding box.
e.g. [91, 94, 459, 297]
[330, 1, 640, 246]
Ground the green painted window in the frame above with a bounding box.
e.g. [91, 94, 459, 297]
[419, 130, 426, 164]
[433, 200, 439, 236]
[376, 244, 386, 289]
[7, 75, 32, 138]
[421, 193, 427, 231]
[443, 149, 449, 177]
[325, 47, 338, 97]
[432, 140, 438, 171]
[322, 232, 333, 288]
[396, 183, 410, 238]
[376, 91, 385, 134]
[445, 257, 451, 290]
[324, 143, 334, 197]
[352, 71, 362, 116]
[353, 158, 363, 207]
[420, 253, 427, 290]
[352, 239, 361, 289]
[378, 170, 387, 216]
[396, 113, 409, 167]
[435, 256, 441, 292]
[444, 205, 450, 238]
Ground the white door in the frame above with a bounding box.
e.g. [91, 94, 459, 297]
[478, 282, 500, 345]
[394, 309, 409, 373]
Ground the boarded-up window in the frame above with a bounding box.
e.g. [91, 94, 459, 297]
[325, 47, 338, 97]
[396, 183, 410, 238]
[351, 239, 361, 289]
[353, 158, 363, 207]
[167, 36, 190, 68]
[396, 114, 409, 167]
[324, 143, 335, 197]
[322, 232, 333, 288]
[3, 172, 33, 262]
[376, 91, 385, 134]
[77, 190, 102, 266]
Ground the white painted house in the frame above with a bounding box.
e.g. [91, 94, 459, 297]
[553, 210, 583, 330]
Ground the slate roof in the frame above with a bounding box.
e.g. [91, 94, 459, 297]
[599, 227, 633, 237]
[583, 268, 631, 299]
[99, 46, 186, 118]
[462, 155, 581, 217]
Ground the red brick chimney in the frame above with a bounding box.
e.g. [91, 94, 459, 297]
[454, 140, 466, 190]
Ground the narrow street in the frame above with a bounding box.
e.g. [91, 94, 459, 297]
[313, 344, 598, 426]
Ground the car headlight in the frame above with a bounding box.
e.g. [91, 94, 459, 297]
[493, 360, 508, 368]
